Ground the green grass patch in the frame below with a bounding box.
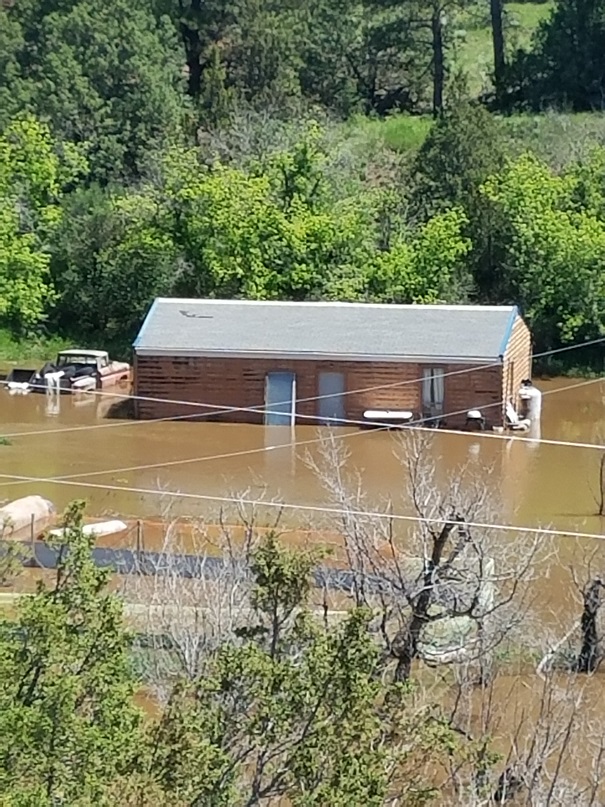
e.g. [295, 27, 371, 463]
[339, 113, 432, 155]
[342, 108, 605, 169]
[380, 115, 433, 152]
[508, 1, 553, 41]
[339, 113, 432, 156]
[0, 328, 71, 369]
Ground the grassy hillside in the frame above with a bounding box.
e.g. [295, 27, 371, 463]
[345, 109, 605, 172]
[338, 1, 605, 169]
[454, 1, 554, 96]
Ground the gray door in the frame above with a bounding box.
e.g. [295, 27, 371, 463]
[265, 372, 296, 426]
[318, 371, 346, 424]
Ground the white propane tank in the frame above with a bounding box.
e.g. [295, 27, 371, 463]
[519, 380, 542, 423]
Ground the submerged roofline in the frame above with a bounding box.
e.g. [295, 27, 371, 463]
[134, 347, 503, 365]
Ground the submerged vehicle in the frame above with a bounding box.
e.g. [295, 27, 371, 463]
[5, 349, 131, 394]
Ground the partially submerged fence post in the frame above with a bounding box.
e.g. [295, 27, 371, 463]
[593, 431, 605, 517]
[136, 520, 143, 557]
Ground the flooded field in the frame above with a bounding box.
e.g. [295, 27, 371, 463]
[2, 377, 605, 797]
[0, 377, 603, 538]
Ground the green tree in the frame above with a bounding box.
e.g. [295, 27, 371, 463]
[199, 45, 234, 128]
[300, 0, 432, 115]
[158, 0, 307, 112]
[1, 0, 186, 183]
[164, 137, 379, 301]
[228, 0, 307, 109]
[0, 116, 63, 331]
[144, 534, 465, 806]
[410, 100, 507, 298]
[50, 185, 179, 344]
[0, 502, 141, 806]
[505, 0, 605, 111]
[367, 208, 472, 303]
[481, 152, 605, 349]
[412, 99, 505, 216]
[162, 128, 474, 306]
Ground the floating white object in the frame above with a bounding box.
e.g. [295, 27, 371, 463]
[7, 381, 30, 394]
[71, 375, 97, 391]
[506, 401, 530, 430]
[48, 520, 128, 539]
[0, 496, 56, 541]
[363, 410, 414, 422]
[45, 370, 64, 393]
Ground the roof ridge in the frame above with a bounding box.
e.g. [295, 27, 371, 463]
[156, 297, 515, 312]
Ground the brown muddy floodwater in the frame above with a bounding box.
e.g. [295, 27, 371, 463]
[3, 377, 605, 791]
[0, 377, 603, 536]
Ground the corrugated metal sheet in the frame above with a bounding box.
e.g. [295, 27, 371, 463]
[134, 298, 519, 362]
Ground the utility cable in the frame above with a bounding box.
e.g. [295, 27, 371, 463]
[42, 379, 605, 487]
[0, 469, 603, 543]
[1, 374, 603, 494]
[3, 332, 603, 440]
[1, 359, 502, 438]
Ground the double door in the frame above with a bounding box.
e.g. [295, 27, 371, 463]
[264, 370, 346, 426]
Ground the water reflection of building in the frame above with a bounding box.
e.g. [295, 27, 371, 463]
[263, 425, 297, 484]
[499, 429, 540, 521]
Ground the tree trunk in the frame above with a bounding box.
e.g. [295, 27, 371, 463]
[490, 0, 506, 93]
[431, 7, 445, 116]
[180, 0, 203, 97]
[493, 767, 524, 803]
[393, 613, 425, 682]
[391, 519, 460, 680]
[578, 579, 603, 673]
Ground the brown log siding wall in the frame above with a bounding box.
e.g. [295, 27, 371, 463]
[134, 355, 512, 428]
[502, 315, 532, 416]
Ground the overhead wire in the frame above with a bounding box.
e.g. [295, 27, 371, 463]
[0, 469, 603, 543]
[2, 332, 604, 441]
[1, 358, 502, 439]
[0, 345, 603, 494]
[1, 375, 603, 494]
[46, 376, 605, 486]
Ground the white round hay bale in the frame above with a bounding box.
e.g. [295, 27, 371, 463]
[0, 496, 56, 541]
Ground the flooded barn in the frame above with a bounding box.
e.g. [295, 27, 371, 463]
[132, 298, 532, 429]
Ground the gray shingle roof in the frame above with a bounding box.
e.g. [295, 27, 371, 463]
[134, 299, 519, 362]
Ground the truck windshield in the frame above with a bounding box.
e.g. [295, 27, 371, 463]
[57, 355, 97, 366]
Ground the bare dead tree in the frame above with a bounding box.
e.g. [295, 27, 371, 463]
[577, 578, 605, 673]
[440, 659, 605, 806]
[307, 430, 546, 685]
[120, 489, 288, 700]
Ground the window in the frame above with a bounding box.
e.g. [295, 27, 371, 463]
[422, 367, 445, 419]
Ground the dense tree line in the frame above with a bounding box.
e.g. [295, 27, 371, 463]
[1, 0, 605, 358]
